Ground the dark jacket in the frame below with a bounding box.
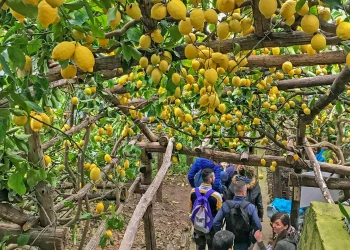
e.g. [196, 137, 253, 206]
[213, 196, 262, 233]
[257, 237, 297, 250]
[223, 170, 264, 218]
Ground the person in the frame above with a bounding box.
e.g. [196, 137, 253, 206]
[212, 230, 235, 250]
[224, 165, 264, 220]
[213, 181, 262, 250]
[254, 212, 297, 250]
[188, 158, 223, 193]
[190, 168, 223, 250]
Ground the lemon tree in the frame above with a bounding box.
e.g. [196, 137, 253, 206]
[1, 0, 350, 248]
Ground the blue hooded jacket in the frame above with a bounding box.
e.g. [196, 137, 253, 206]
[188, 158, 222, 193]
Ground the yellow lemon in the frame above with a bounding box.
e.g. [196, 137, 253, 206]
[61, 64, 77, 79]
[73, 43, 95, 72]
[126, 3, 141, 19]
[37, 0, 58, 28]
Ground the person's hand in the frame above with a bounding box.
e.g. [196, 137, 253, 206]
[254, 230, 263, 243]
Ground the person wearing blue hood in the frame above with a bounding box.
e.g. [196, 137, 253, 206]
[223, 165, 264, 221]
[188, 158, 226, 193]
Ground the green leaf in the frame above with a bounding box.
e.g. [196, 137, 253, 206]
[7, 0, 38, 18]
[17, 234, 31, 247]
[107, 7, 118, 25]
[0, 109, 10, 116]
[0, 55, 15, 81]
[321, 0, 343, 9]
[232, 43, 241, 56]
[100, 235, 107, 249]
[121, 44, 133, 62]
[64, 201, 74, 208]
[25, 101, 43, 113]
[127, 28, 142, 43]
[83, 0, 95, 24]
[81, 213, 93, 219]
[342, 41, 350, 52]
[338, 202, 350, 222]
[8, 172, 26, 195]
[0, 118, 9, 145]
[6, 153, 27, 163]
[336, 101, 343, 115]
[295, 0, 307, 12]
[59, 60, 69, 70]
[64, 0, 85, 10]
[27, 40, 42, 55]
[168, 26, 182, 44]
[91, 25, 105, 38]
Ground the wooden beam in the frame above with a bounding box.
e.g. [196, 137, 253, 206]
[156, 153, 164, 202]
[0, 223, 68, 250]
[118, 138, 174, 250]
[0, 203, 29, 226]
[246, 51, 346, 68]
[46, 32, 341, 82]
[289, 174, 350, 190]
[304, 138, 334, 204]
[135, 141, 350, 176]
[277, 74, 337, 90]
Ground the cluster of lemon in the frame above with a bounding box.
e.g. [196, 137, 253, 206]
[93, 124, 114, 142]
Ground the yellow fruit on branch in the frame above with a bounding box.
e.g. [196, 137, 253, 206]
[167, 0, 187, 20]
[184, 44, 198, 59]
[104, 154, 112, 163]
[151, 29, 164, 43]
[258, 174, 264, 180]
[176, 143, 183, 150]
[301, 14, 319, 35]
[282, 61, 293, 73]
[98, 38, 109, 48]
[37, 0, 58, 28]
[151, 3, 167, 20]
[271, 161, 277, 167]
[23, 55, 32, 71]
[124, 159, 130, 169]
[120, 169, 126, 178]
[106, 230, 113, 238]
[96, 202, 104, 214]
[13, 111, 28, 126]
[73, 43, 95, 72]
[270, 165, 276, 172]
[311, 33, 326, 52]
[253, 117, 261, 125]
[10, 9, 25, 23]
[139, 35, 151, 49]
[260, 158, 266, 166]
[126, 3, 142, 20]
[293, 154, 299, 161]
[179, 18, 193, 35]
[44, 155, 51, 166]
[204, 9, 218, 24]
[190, 8, 204, 30]
[110, 11, 121, 30]
[90, 166, 101, 182]
[61, 64, 77, 79]
[280, 0, 296, 20]
[30, 114, 43, 132]
[217, 22, 230, 40]
[336, 22, 350, 40]
[259, 0, 277, 19]
[216, 0, 235, 13]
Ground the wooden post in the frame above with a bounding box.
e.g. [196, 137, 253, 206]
[156, 153, 164, 202]
[140, 149, 156, 250]
[273, 166, 282, 198]
[290, 186, 301, 229]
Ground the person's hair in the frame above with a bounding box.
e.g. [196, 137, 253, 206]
[271, 212, 291, 248]
[212, 230, 235, 250]
[201, 168, 214, 183]
[234, 180, 247, 195]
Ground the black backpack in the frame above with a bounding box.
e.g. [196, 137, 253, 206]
[224, 200, 252, 244]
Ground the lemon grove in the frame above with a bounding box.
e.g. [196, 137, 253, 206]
[1, 0, 350, 248]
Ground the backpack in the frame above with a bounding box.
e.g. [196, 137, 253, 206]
[190, 188, 215, 233]
[224, 200, 252, 243]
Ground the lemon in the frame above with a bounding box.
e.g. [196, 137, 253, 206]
[96, 202, 104, 214]
[98, 38, 109, 48]
[190, 8, 204, 30]
[106, 230, 113, 238]
[307, 44, 316, 56]
[253, 118, 261, 125]
[57, 164, 65, 171]
[192, 60, 200, 71]
[260, 158, 266, 166]
[24, 0, 38, 6]
[44, 155, 51, 166]
[280, 0, 296, 20]
[10, 9, 25, 23]
[303, 108, 311, 115]
[24, 55, 32, 71]
[285, 15, 295, 26]
[84, 87, 92, 95]
[172, 73, 181, 84]
[46, 0, 64, 8]
[151, 29, 164, 43]
[297, 3, 309, 16]
[336, 22, 350, 40]
[61, 65, 77, 79]
[270, 165, 276, 172]
[139, 57, 149, 68]
[90, 167, 101, 182]
[229, 19, 242, 33]
[73, 43, 95, 72]
[37, 0, 58, 28]
[204, 69, 218, 84]
[151, 68, 162, 84]
[185, 114, 193, 123]
[319, 8, 330, 21]
[204, 9, 218, 24]
[311, 33, 326, 52]
[70, 97, 78, 106]
[124, 159, 130, 169]
[85, 33, 95, 44]
[185, 33, 196, 43]
[240, 17, 251, 32]
[167, 0, 187, 20]
[176, 143, 183, 150]
[30, 115, 43, 132]
[104, 154, 112, 163]
[271, 161, 277, 167]
[301, 15, 319, 35]
[218, 103, 226, 113]
[139, 35, 151, 49]
[179, 18, 193, 35]
[52, 41, 76, 60]
[328, 158, 333, 164]
[282, 61, 293, 73]
[126, 3, 141, 19]
[120, 169, 126, 178]
[159, 60, 169, 72]
[210, 115, 219, 124]
[259, 0, 277, 19]
[216, 0, 235, 13]
[293, 154, 299, 161]
[184, 44, 198, 59]
[110, 11, 121, 30]
[151, 3, 167, 20]
[72, 30, 85, 40]
[258, 174, 264, 180]
[13, 112, 28, 126]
